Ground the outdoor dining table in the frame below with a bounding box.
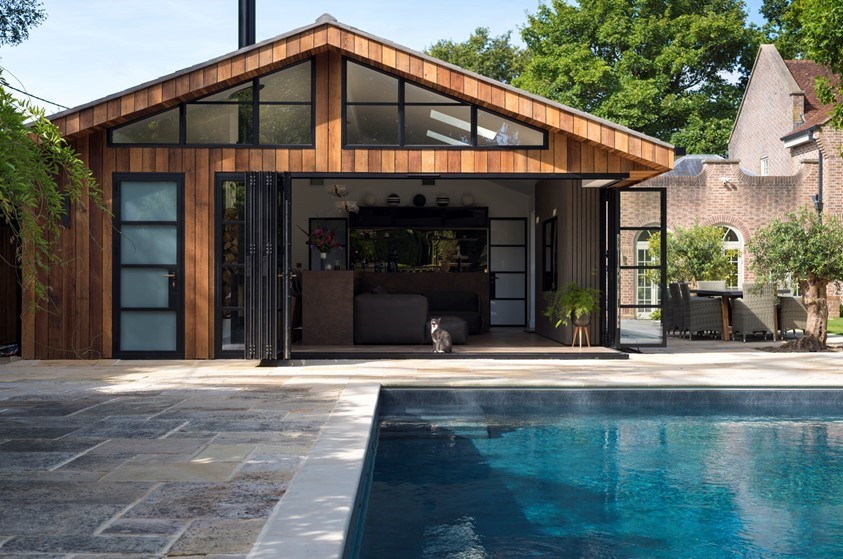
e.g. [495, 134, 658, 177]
[691, 288, 742, 341]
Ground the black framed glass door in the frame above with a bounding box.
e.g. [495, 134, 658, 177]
[113, 174, 184, 358]
[606, 187, 667, 348]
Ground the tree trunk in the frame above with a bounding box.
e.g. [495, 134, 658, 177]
[803, 276, 829, 349]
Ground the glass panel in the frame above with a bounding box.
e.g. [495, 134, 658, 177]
[222, 180, 245, 220]
[346, 105, 399, 145]
[199, 82, 254, 103]
[185, 103, 252, 144]
[221, 267, 245, 308]
[221, 309, 245, 351]
[222, 266, 246, 307]
[121, 268, 170, 308]
[260, 61, 311, 102]
[490, 299, 525, 325]
[121, 181, 177, 222]
[620, 315, 664, 345]
[222, 224, 245, 264]
[405, 83, 459, 104]
[120, 311, 177, 351]
[111, 108, 180, 144]
[494, 273, 525, 298]
[477, 109, 545, 146]
[405, 105, 472, 146]
[490, 220, 525, 245]
[619, 190, 661, 227]
[259, 105, 311, 145]
[489, 246, 525, 272]
[346, 61, 398, 103]
[121, 225, 178, 265]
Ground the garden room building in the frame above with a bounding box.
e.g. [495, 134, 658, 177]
[17, 13, 673, 361]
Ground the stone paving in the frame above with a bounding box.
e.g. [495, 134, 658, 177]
[1, 337, 842, 558]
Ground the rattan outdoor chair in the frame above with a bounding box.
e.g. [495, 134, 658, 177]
[678, 283, 723, 340]
[779, 295, 808, 338]
[731, 283, 778, 342]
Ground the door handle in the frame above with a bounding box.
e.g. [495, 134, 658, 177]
[161, 273, 176, 278]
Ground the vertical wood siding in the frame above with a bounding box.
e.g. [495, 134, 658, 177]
[29, 38, 665, 358]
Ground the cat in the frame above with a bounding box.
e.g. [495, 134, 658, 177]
[430, 317, 453, 353]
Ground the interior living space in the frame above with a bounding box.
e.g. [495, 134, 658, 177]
[19, 7, 674, 362]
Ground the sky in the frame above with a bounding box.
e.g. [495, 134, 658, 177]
[0, 0, 766, 115]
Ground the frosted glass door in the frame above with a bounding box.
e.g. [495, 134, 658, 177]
[489, 218, 527, 326]
[114, 178, 183, 356]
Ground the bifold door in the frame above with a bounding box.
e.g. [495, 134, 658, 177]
[244, 172, 291, 360]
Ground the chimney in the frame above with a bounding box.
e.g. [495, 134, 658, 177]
[239, 0, 256, 49]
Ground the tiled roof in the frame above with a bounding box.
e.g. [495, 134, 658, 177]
[785, 59, 839, 134]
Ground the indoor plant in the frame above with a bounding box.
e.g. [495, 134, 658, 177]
[543, 282, 601, 327]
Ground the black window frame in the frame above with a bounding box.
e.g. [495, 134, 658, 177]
[215, 173, 247, 357]
[109, 59, 316, 149]
[542, 216, 558, 292]
[342, 58, 547, 150]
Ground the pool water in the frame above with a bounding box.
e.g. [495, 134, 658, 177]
[349, 390, 843, 559]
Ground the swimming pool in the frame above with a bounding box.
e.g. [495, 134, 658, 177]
[346, 389, 843, 559]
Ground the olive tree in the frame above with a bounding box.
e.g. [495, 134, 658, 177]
[648, 224, 736, 286]
[748, 207, 843, 349]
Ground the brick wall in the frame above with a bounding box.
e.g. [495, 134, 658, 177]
[729, 45, 802, 176]
[631, 158, 841, 318]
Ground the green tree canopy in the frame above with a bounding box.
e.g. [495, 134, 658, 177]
[0, 0, 45, 46]
[649, 224, 735, 286]
[748, 207, 843, 348]
[425, 27, 526, 84]
[761, 0, 807, 59]
[512, 0, 760, 154]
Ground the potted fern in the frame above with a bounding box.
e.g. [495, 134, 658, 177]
[543, 282, 601, 328]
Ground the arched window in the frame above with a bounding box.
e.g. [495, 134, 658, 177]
[634, 228, 659, 317]
[719, 226, 743, 289]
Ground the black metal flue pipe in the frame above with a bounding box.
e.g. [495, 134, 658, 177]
[239, 0, 256, 49]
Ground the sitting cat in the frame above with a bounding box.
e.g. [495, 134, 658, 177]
[430, 317, 453, 353]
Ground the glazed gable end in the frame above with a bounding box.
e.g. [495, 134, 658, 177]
[50, 18, 672, 181]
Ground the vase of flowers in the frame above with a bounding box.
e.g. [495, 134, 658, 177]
[300, 226, 342, 270]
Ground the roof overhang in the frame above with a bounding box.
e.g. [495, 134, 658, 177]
[781, 127, 816, 148]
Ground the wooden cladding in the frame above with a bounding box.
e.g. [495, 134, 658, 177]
[52, 21, 672, 173]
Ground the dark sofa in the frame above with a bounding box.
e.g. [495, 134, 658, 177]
[424, 290, 483, 334]
[353, 293, 428, 344]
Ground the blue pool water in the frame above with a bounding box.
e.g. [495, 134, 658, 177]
[349, 390, 843, 559]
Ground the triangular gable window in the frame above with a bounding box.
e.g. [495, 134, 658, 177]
[343, 59, 546, 149]
[110, 60, 314, 147]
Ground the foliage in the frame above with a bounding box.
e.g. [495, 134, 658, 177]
[748, 207, 843, 348]
[761, 0, 807, 58]
[1, 71, 104, 306]
[425, 27, 527, 84]
[543, 282, 601, 328]
[512, 0, 760, 154]
[0, 0, 44, 46]
[648, 224, 735, 285]
[791, 0, 843, 132]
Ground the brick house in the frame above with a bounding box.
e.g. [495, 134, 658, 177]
[633, 44, 841, 319]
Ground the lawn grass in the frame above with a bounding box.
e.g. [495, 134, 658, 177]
[828, 317, 843, 335]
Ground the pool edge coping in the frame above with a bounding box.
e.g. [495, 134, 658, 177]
[248, 383, 381, 559]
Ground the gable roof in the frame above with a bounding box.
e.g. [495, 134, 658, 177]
[49, 14, 672, 176]
[784, 58, 839, 135]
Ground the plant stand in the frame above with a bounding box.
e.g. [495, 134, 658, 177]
[572, 324, 591, 348]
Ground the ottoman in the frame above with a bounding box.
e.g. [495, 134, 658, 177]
[424, 315, 469, 345]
